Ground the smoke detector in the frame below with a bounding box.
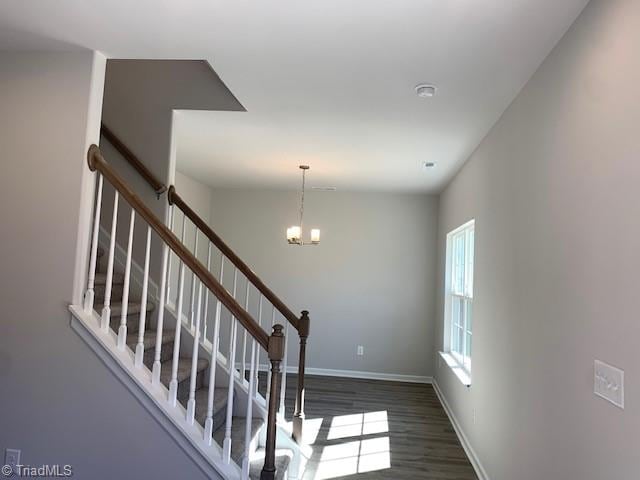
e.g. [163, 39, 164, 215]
[415, 84, 437, 98]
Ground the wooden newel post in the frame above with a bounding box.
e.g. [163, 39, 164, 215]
[293, 310, 310, 444]
[261, 324, 285, 480]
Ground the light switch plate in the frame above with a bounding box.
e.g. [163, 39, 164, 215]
[594, 360, 624, 409]
[4, 449, 21, 474]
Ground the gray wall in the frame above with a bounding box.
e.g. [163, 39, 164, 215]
[175, 174, 439, 378]
[0, 51, 214, 480]
[176, 170, 213, 226]
[434, 1, 640, 479]
[99, 60, 244, 287]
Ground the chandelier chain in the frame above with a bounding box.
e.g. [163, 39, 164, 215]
[299, 167, 306, 232]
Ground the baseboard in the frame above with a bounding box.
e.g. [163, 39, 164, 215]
[306, 367, 432, 384]
[243, 363, 432, 384]
[432, 380, 490, 480]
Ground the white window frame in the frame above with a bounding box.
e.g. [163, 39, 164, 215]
[442, 219, 475, 386]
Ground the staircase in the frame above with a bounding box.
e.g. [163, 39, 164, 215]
[69, 134, 310, 480]
[91, 247, 290, 479]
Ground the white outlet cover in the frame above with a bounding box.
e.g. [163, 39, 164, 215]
[594, 360, 624, 409]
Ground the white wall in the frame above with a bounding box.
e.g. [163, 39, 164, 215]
[0, 52, 215, 480]
[174, 176, 440, 379]
[434, 1, 640, 479]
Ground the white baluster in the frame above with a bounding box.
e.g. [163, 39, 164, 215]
[229, 268, 239, 357]
[101, 191, 119, 332]
[241, 280, 250, 381]
[201, 242, 213, 342]
[135, 226, 152, 367]
[203, 257, 225, 441]
[178, 213, 187, 315]
[117, 208, 135, 350]
[266, 307, 276, 399]
[222, 269, 239, 461]
[279, 321, 289, 418]
[241, 296, 261, 479]
[152, 243, 170, 386]
[84, 174, 103, 312]
[186, 276, 204, 424]
[168, 259, 186, 406]
[189, 231, 199, 329]
[241, 328, 248, 382]
[254, 297, 264, 399]
[165, 205, 175, 303]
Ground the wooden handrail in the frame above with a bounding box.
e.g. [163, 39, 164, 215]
[168, 186, 301, 332]
[87, 145, 269, 351]
[100, 123, 168, 196]
[100, 123, 301, 333]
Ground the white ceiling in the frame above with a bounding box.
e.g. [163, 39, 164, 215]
[0, 0, 589, 192]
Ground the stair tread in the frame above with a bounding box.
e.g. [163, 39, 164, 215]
[159, 357, 209, 386]
[193, 387, 229, 427]
[213, 416, 265, 465]
[106, 301, 155, 316]
[94, 272, 124, 285]
[125, 329, 174, 349]
[250, 450, 292, 480]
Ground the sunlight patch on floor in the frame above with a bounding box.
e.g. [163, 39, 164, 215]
[313, 437, 391, 479]
[327, 411, 389, 440]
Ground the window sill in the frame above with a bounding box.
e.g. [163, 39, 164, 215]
[439, 352, 472, 387]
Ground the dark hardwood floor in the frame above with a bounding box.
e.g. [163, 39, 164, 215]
[258, 373, 478, 480]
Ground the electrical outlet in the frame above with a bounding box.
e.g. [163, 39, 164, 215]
[594, 360, 624, 409]
[357, 345, 364, 356]
[5, 449, 21, 474]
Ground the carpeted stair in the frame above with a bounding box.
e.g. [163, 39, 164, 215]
[93, 247, 290, 479]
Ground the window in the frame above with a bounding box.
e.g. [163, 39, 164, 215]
[444, 220, 475, 377]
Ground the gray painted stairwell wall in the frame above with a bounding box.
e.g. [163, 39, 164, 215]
[0, 51, 216, 480]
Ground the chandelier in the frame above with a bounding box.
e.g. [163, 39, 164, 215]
[286, 165, 320, 246]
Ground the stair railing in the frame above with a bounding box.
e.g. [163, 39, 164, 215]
[100, 123, 167, 196]
[168, 187, 310, 441]
[85, 144, 284, 480]
[101, 123, 310, 443]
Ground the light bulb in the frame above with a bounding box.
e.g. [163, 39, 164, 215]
[311, 229, 320, 243]
[287, 226, 301, 243]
